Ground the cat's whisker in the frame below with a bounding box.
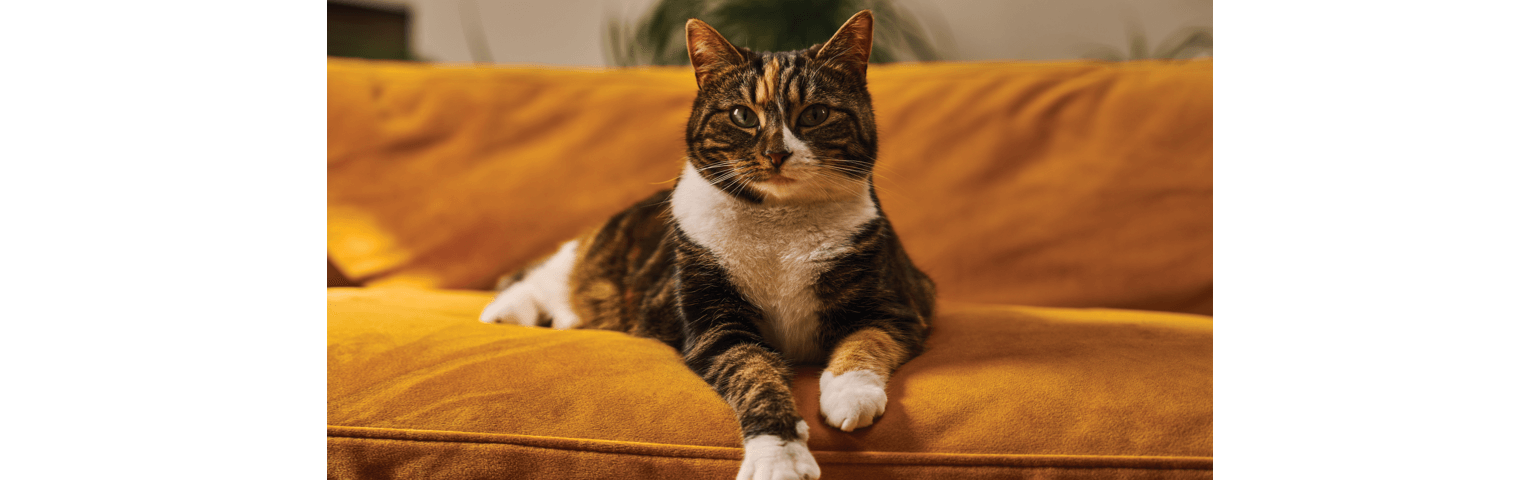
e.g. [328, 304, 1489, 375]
[825, 157, 900, 188]
[698, 167, 737, 181]
[837, 151, 887, 170]
[700, 160, 752, 190]
[703, 168, 735, 182]
[798, 169, 866, 202]
[732, 179, 754, 200]
[810, 160, 911, 203]
[701, 170, 727, 183]
[813, 162, 880, 182]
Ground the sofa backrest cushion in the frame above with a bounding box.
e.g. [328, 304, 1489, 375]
[327, 58, 1212, 314]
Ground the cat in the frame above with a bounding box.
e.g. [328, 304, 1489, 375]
[479, 10, 934, 480]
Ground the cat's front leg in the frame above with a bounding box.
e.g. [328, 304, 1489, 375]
[819, 324, 920, 432]
[682, 321, 819, 480]
[675, 266, 819, 478]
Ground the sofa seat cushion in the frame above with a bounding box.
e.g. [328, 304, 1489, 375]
[327, 287, 1212, 479]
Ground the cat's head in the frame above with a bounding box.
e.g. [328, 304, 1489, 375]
[682, 10, 878, 205]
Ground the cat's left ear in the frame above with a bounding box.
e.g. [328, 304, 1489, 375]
[685, 18, 745, 89]
[813, 10, 874, 77]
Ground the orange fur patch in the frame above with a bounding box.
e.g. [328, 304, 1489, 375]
[758, 56, 779, 107]
[826, 327, 907, 378]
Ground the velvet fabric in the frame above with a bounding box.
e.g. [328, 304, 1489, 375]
[328, 287, 1211, 479]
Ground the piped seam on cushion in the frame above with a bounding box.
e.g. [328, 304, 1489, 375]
[328, 425, 1212, 471]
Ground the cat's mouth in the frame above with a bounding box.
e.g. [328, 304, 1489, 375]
[747, 170, 812, 202]
[747, 168, 866, 204]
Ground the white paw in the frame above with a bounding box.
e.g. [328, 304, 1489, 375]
[479, 283, 541, 325]
[737, 421, 819, 480]
[819, 370, 887, 432]
[479, 240, 583, 328]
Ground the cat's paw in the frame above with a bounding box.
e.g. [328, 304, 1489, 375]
[479, 285, 541, 325]
[819, 369, 887, 432]
[737, 422, 819, 480]
[479, 239, 582, 328]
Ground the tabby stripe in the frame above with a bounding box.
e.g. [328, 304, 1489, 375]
[781, 62, 797, 100]
[683, 323, 766, 373]
[706, 343, 801, 439]
[831, 106, 874, 146]
[680, 315, 802, 440]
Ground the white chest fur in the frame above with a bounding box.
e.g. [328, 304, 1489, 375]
[671, 165, 877, 363]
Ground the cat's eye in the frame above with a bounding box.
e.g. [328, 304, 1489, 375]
[798, 105, 829, 127]
[729, 106, 758, 128]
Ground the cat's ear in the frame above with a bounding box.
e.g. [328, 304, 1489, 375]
[685, 18, 745, 89]
[813, 10, 874, 77]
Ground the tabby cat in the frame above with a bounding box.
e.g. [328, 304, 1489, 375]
[479, 10, 934, 480]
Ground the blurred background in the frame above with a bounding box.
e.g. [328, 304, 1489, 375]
[328, 0, 1211, 65]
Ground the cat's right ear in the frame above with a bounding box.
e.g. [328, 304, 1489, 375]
[685, 19, 745, 89]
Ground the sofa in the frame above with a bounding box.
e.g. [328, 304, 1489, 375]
[327, 57, 1213, 479]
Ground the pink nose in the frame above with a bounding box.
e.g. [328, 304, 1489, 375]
[765, 150, 790, 168]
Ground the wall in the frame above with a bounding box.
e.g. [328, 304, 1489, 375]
[340, 0, 1211, 65]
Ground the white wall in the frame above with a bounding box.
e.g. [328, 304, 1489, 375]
[345, 0, 1211, 65]
[916, 0, 1212, 62]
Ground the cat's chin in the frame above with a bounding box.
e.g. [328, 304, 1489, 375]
[755, 181, 849, 204]
[763, 174, 798, 186]
[752, 172, 868, 204]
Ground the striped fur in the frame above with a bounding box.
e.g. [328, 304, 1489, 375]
[480, 11, 932, 480]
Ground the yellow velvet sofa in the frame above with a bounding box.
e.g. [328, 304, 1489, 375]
[327, 57, 1213, 479]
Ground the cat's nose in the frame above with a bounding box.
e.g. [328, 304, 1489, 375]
[765, 149, 791, 168]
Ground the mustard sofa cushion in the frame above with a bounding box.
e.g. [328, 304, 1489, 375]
[326, 59, 1212, 315]
[327, 287, 1212, 479]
